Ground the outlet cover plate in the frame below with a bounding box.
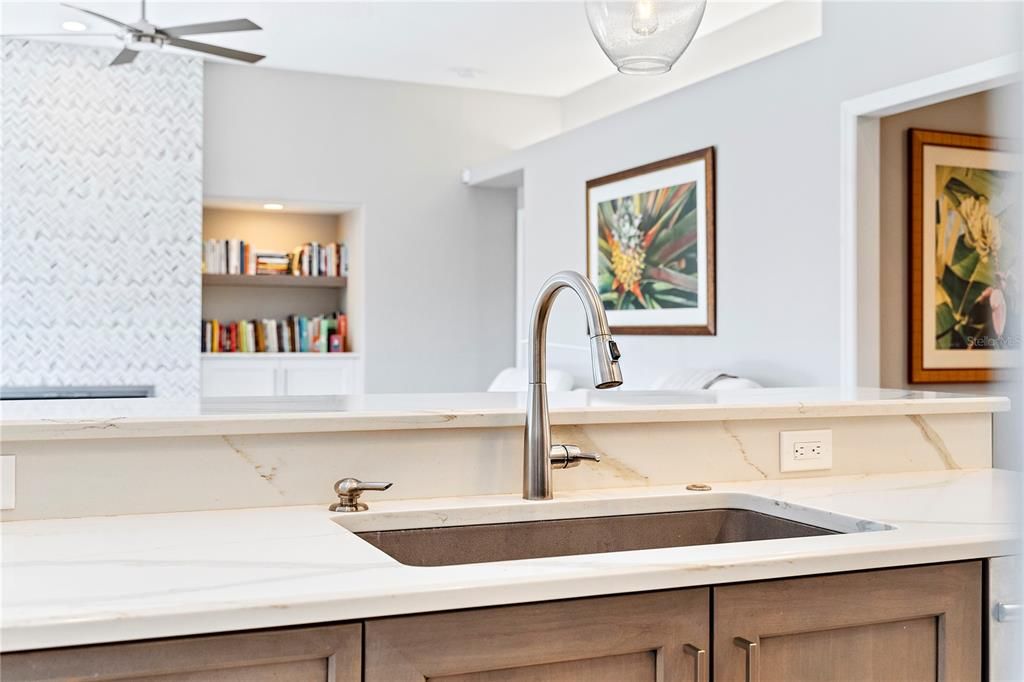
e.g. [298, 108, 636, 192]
[779, 429, 832, 472]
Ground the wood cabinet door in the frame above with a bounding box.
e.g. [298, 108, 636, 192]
[713, 562, 982, 682]
[365, 589, 710, 682]
[1, 624, 361, 682]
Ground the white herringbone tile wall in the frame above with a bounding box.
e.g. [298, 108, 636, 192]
[1, 39, 202, 398]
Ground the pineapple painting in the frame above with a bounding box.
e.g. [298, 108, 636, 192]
[587, 148, 715, 335]
[597, 184, 698, 311]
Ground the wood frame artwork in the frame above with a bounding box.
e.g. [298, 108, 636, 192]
[909, 128, 1017, 383]
[586, 147, 716, 335]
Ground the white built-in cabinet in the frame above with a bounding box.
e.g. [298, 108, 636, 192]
[201, 354, 362, 397]
[200, 203, 365, 400]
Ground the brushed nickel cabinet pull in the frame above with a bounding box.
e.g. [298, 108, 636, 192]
[683, 643, 708, 682]
[996, 603, 1021, 622]
[734, 637, 760, 682]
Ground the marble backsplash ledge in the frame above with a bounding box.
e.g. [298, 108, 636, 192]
[0, 412, 992, 521]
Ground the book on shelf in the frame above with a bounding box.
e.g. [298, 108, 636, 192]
[289, 242, 347, 277]
[203, 239, 348, 277]
[255, 251, 289, 275]
[202, 312, 348, 353]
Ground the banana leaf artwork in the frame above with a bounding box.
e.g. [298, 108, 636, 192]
[586, 148, 715, 335]
[911, 129, 1019, 383]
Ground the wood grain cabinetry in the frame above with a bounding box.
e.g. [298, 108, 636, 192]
[714, 562, 982, 681]
[0, 563, 984, 682]
[364, 589, 711, 682]
[1, 624, 361, 682]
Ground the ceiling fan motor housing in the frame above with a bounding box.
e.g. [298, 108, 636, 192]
[125, 25, 167, 52]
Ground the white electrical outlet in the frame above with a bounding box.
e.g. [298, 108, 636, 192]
[0, 455, 14, 510]
[779, 430, 832, 472]
[794, 441, 824, 460]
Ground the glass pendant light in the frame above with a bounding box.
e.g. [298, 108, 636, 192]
[585, 0, 707, 75]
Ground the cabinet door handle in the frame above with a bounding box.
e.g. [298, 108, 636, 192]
[997, 603, 1021, 622]
[683, 643, 708, 682]
[734, 637, 760, 682]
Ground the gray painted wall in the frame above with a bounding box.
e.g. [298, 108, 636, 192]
[203, 64, 561, 393]
[500, 1, 1021, 390]
[1, 40, 203, 399]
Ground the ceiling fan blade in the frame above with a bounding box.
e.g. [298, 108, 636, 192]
[167, 37, 264, 63]
[159, 18, 261, 38]
[61, 3, 135, 31]
[109, 48, 138, 65]
[0, 32, 120, 37]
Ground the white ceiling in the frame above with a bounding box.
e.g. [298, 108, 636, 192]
[0, 1, 779, 97]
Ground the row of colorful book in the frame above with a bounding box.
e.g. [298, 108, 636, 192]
[203, 239, 349, 277]
[292, 242, 349, 278]
[202, 313, 348, 353]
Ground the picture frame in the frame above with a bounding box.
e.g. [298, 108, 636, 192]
[586, 147, 716, 335]
[909, 128, 1019, 383]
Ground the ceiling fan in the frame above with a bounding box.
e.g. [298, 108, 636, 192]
[8, 0, 265, 66]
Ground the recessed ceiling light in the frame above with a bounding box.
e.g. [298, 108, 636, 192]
[263, 203, 285, 211]
[62, 20, 88, 32]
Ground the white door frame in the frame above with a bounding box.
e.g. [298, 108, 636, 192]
[515, 204, 527, 369]
[838, 54, 1020, 388]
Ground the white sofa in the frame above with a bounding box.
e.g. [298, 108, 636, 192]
[487, 367, 760, 392]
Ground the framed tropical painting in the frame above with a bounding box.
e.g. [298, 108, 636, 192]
[910, 129, 1019, 383]
[586, 147, 715, 335]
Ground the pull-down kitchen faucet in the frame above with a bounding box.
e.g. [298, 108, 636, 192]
[524, 270, 623, 500]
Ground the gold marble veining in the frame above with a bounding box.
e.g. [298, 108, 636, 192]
[907, 415, 961, 470]
[721, 421, 768, 479]
[222, 436, 284, 492]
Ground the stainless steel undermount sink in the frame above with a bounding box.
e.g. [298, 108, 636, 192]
[355, 508, 840, 567]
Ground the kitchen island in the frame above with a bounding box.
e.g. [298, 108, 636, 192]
[1, 388, 1016, 679]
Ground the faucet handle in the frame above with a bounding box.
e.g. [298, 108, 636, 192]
[550, 444, 602, 469]
[330, 477, 393, 512]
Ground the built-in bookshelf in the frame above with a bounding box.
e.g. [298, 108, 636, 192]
[202, 274, 348, 289]
[201, 203, 362, 358]
[201, 352, 359, 358]
[202, 312, 349, 353]
[203, 236, 349, 278]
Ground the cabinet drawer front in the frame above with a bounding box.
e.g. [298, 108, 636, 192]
[1, 624, 361, 682]
[201, 360, 277, 397]
[365, 589, 710, 682]
[281, 359, 358, 396]
[713, 562, 982, 682]
[282, 367, 353, 396]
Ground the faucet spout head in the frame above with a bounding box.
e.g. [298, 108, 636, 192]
[590, 335, 623, 389]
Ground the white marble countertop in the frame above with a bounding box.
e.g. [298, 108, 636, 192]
[1, 468, 1016, 652]
[0, 387, 1008, 441]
